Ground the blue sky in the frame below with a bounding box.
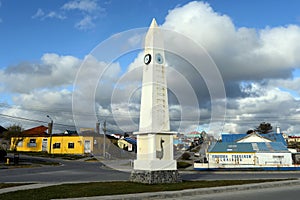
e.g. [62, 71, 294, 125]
[1, 0, 299, 68]
[1, 0, 300, 135]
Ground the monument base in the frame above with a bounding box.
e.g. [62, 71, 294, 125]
[129, 170, 181, 184]
[133, 159, 177, 171]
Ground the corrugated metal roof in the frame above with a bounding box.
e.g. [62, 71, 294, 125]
[209, 142, 289, 153]
[22, 125, 48, 136]
[256, 143, 269, 152]
[124, 137, 136, 145]
[255, 142, 289, 153]
[221, 132, 287, 146]
[222, 134, 246, 142]
[263, 132, 287, 146]
[209, 142, 255, 153]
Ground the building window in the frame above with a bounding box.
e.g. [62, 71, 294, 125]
[68, 142, 74, 149]
[53, 143, 61, 149]
[273, 155, 284, 159]
[27, 139, 37, 147]
[30, 139, 36, 143]
[17, 141, 23, 147]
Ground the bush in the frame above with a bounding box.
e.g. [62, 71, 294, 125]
[177, 161, 192, 169]
[0, 149, 7, 161]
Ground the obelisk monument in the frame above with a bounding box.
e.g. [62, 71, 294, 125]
[129, 19, 180, 184]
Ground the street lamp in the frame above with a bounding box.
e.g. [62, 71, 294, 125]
[102, 120, 107, 159]
[47, 115, 53, 154]
[97, 120, 107, 159]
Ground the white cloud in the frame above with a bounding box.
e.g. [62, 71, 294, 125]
[162, 1, 300, 81]
[4, 1, 300, 135]
[222, 81, 300, 134]
[62, 0, 103, 13]
[75, 15, 95, 30]
[62, 0, 105, 30]
[0, 53, 123, 132]
[0, 89, 75, 132]
[45, 11, 66, 20]
[0, 53, 81, 93]
[32, 0, 104, 30]
[270, 78, 300, 95]
[32, 8, 66, 20]
[32, 8, 45, 19]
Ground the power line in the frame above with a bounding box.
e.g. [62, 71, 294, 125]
[0, 113, 74, 128]
[0, 113, 47, 123]
[3, 102, 300, 121]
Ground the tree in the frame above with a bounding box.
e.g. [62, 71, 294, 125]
[256, 122, 273, 134]
[3, 124, 25, 152]
[246, 129, 255, 134]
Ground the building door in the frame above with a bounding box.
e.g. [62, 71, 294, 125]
[84, 140, 91, 153]
[42, 138, 48, 151]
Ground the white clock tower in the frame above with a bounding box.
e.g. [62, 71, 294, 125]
[129, 19, 180, 184]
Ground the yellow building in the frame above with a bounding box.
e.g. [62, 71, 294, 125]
[288, 136, 300, 143]
[50, 135, 93, 154]
[10, 126, 94, 155]
[12, 137, 46, 152]
[117, 138, 136, 152]
[12, 135, 94, 155]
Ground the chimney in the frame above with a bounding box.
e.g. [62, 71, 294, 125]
[276, 126, 281, 134]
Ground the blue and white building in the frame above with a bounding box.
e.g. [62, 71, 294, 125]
[194, 132, 299, 170]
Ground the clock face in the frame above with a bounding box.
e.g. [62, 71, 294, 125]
[155, 53, 164, 64]
[144, 54, 151, 65]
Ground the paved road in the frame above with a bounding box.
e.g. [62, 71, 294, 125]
[0, 156, 130, 183]
[1, 155, 300, 183]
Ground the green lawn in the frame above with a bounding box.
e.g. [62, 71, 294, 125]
[0, 179, 288, 200]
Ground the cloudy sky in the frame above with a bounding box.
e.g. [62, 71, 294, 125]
[1, 0, 300, 137]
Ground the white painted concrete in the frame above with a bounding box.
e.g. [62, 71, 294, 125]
[133, 19, 176, 171]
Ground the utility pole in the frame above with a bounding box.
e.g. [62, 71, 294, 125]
[103, 120, 106, 159]
[47, 115, 53, 155]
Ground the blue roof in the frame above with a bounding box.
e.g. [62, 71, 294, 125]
[221, 132, 287, 146]
[262, 132, 287, 146]
[254, 142, 288, 153]
[271, 142, 287, 151]
[222, 134, 246, 142]
[209, 142, 255, 153]
[256, 143, 269, 151]
[124, 137, 136, 145]
[209, 142, 289, 153]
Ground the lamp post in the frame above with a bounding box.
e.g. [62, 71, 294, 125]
[47, 115, 53, 154]
[103, 120, 107, 159]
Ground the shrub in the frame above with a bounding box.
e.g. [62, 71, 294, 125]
[0, 149, 7, 161]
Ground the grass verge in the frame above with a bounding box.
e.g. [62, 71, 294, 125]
[0, 179, 290, 200]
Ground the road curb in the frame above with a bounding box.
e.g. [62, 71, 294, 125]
[58, 179, 300, 200]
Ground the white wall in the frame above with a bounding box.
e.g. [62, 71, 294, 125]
[256, 152, 292, 166]
[208, 152, 293, 167]
[208, 153, 256, 165]
[237, 135, 271, 143]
